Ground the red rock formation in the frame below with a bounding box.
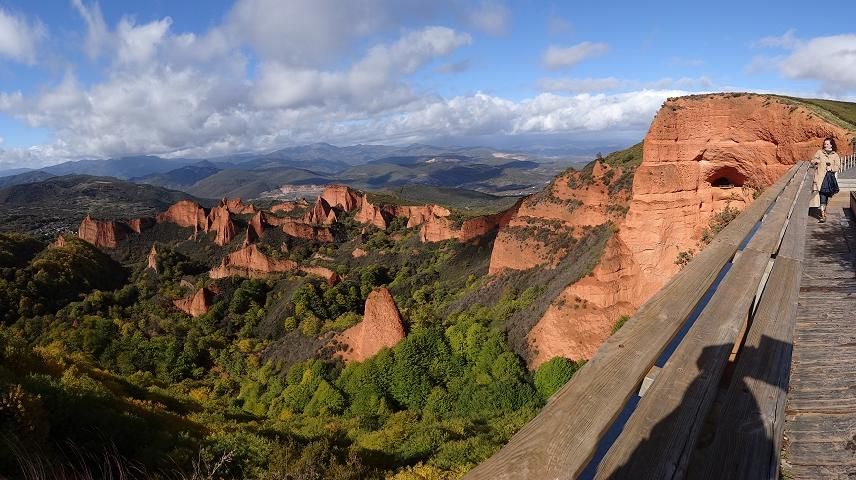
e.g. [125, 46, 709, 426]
[146, 244, 158, 272]
[355, 200, 391, 229]
[489, 162, 628, 274]
[209, 244, 298, 279]
[300, 266, 342, 285]
[321, 184, 363, 212]
[397, 204, 451, 228]
[419, 200, 522, 243]
[281, 218, 335, 242]
[49, 235, 67, 249]
[157, 200, 207, 231]
[271, 201, 299, 213]
[78, 215, 131, 249]
[336, 287, 406, 362]
[128, 217, 154, 233]
[221, 198, 258, 215]
[250, 211, 267, 237]
[524, 94, 856, 367]
[243, 225, 258, 246]
[303, 197, 337, 225]
[352, 247, 367, 258]
[207, 205, 237, 246]
[173, 287, 212, 317]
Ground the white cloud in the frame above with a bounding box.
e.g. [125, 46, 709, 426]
[0, 136, 4, 145]
[0, 7, 46, 64]
[542, 42, 608, 70]
[779, 34, 856, 92]
[750, 32, 856, 93]
[539, 77, 625, 93]
[757, 29, 799, 49]
[71, 0, 108, 59]
[469, 1, 510, 36]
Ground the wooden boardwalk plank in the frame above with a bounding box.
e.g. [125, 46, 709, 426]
[686, 255, 802, 479]
[783, 192, 856, 476]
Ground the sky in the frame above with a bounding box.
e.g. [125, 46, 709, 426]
[0, 0, 854, 168]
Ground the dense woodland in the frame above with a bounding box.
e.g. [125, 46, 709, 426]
[0, 199, 589, 479]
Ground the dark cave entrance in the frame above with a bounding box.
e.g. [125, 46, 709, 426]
[706, 166, 747, 189]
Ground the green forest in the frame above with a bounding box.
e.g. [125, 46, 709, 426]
[0, 210, 588, 479]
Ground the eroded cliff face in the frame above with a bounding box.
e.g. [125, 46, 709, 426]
[78, 215, 132, 249]
[157, 200, 208, 231]
[335, 287, 406, 362]
[490, 160, 635, 275]
[146, 244, 158, 272]
[321, 185, 362, 212]
[519, 94, 855, 367]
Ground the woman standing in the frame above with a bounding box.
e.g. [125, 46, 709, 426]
[811, 137, 841, 222]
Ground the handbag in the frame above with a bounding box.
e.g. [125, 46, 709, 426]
[820, 170, 839, 196]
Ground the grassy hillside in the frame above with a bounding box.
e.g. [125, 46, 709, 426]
[777, 95, 856, 132]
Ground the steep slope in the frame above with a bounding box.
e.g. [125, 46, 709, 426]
[504, 93, 855, 366]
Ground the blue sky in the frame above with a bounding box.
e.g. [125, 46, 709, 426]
[0, 0, 854, 168]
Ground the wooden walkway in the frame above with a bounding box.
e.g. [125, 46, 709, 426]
[782, 193, 856, 478]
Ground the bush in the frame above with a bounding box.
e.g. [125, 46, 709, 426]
[534, 357, 584, 400]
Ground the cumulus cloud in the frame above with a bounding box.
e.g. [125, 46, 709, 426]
[542, 42, 608, 70]
[753, 31, 856, 93]
[0, 6, 46, 64]
[0, 1, 682, 169]
[469, 1, 510, 36]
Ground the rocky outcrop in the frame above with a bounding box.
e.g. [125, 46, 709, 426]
[207, 205, 237, 246]
[209, 244, 298, 279]
[281, 219, 335, 242]
[271, 201, 301, 213]
[221, 198, 257, 215]
[420, 200, 522, 243]
[335, 287, 406, 362]
[128, 217, 154, 233]
[157, 200, 207, 231]
[355, 200, 392, 230]
[489, 162, 630, 274]
[524, 93, 855, 367]
[352, 247, 367, 258]
[78, 215, 132, 249]
[250, 211, 267, 238]
[173, 287, 212, 317]
[398, 204, 451, 228]
[303, 197, 337, 225]
[300, 266, 342, 285]
[243, 225, 258, 246]
[146, 244, 158, 272]
[49, 234, 67, 249]
[321, 185, 363, 212]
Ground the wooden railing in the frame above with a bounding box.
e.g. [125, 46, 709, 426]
[466, 162, 811, 480]
[842, 153, 856, 172]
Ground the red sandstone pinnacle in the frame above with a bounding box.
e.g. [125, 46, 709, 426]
[523, 93, 856, 368]
[157, 200, 207, 231]
[220, 197, 258, 215]
[207, 205, 237, 246]
[354, 199, 391, 230]
[128, 217, 154, 233]
[303, 197, 337, 225]
[173, 287, 212, 317]
[209, 244, 298, 279]
[146, 244, 158, 272]
[250, 211, 267, 237]
[335, 287, 406, 362]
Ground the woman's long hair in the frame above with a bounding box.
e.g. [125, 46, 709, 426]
[823, 137, 838, 152]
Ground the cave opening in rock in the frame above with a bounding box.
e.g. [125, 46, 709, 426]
[706, 166, 747, 188]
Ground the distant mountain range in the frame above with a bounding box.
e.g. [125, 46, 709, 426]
[0, 143, 590, 199]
